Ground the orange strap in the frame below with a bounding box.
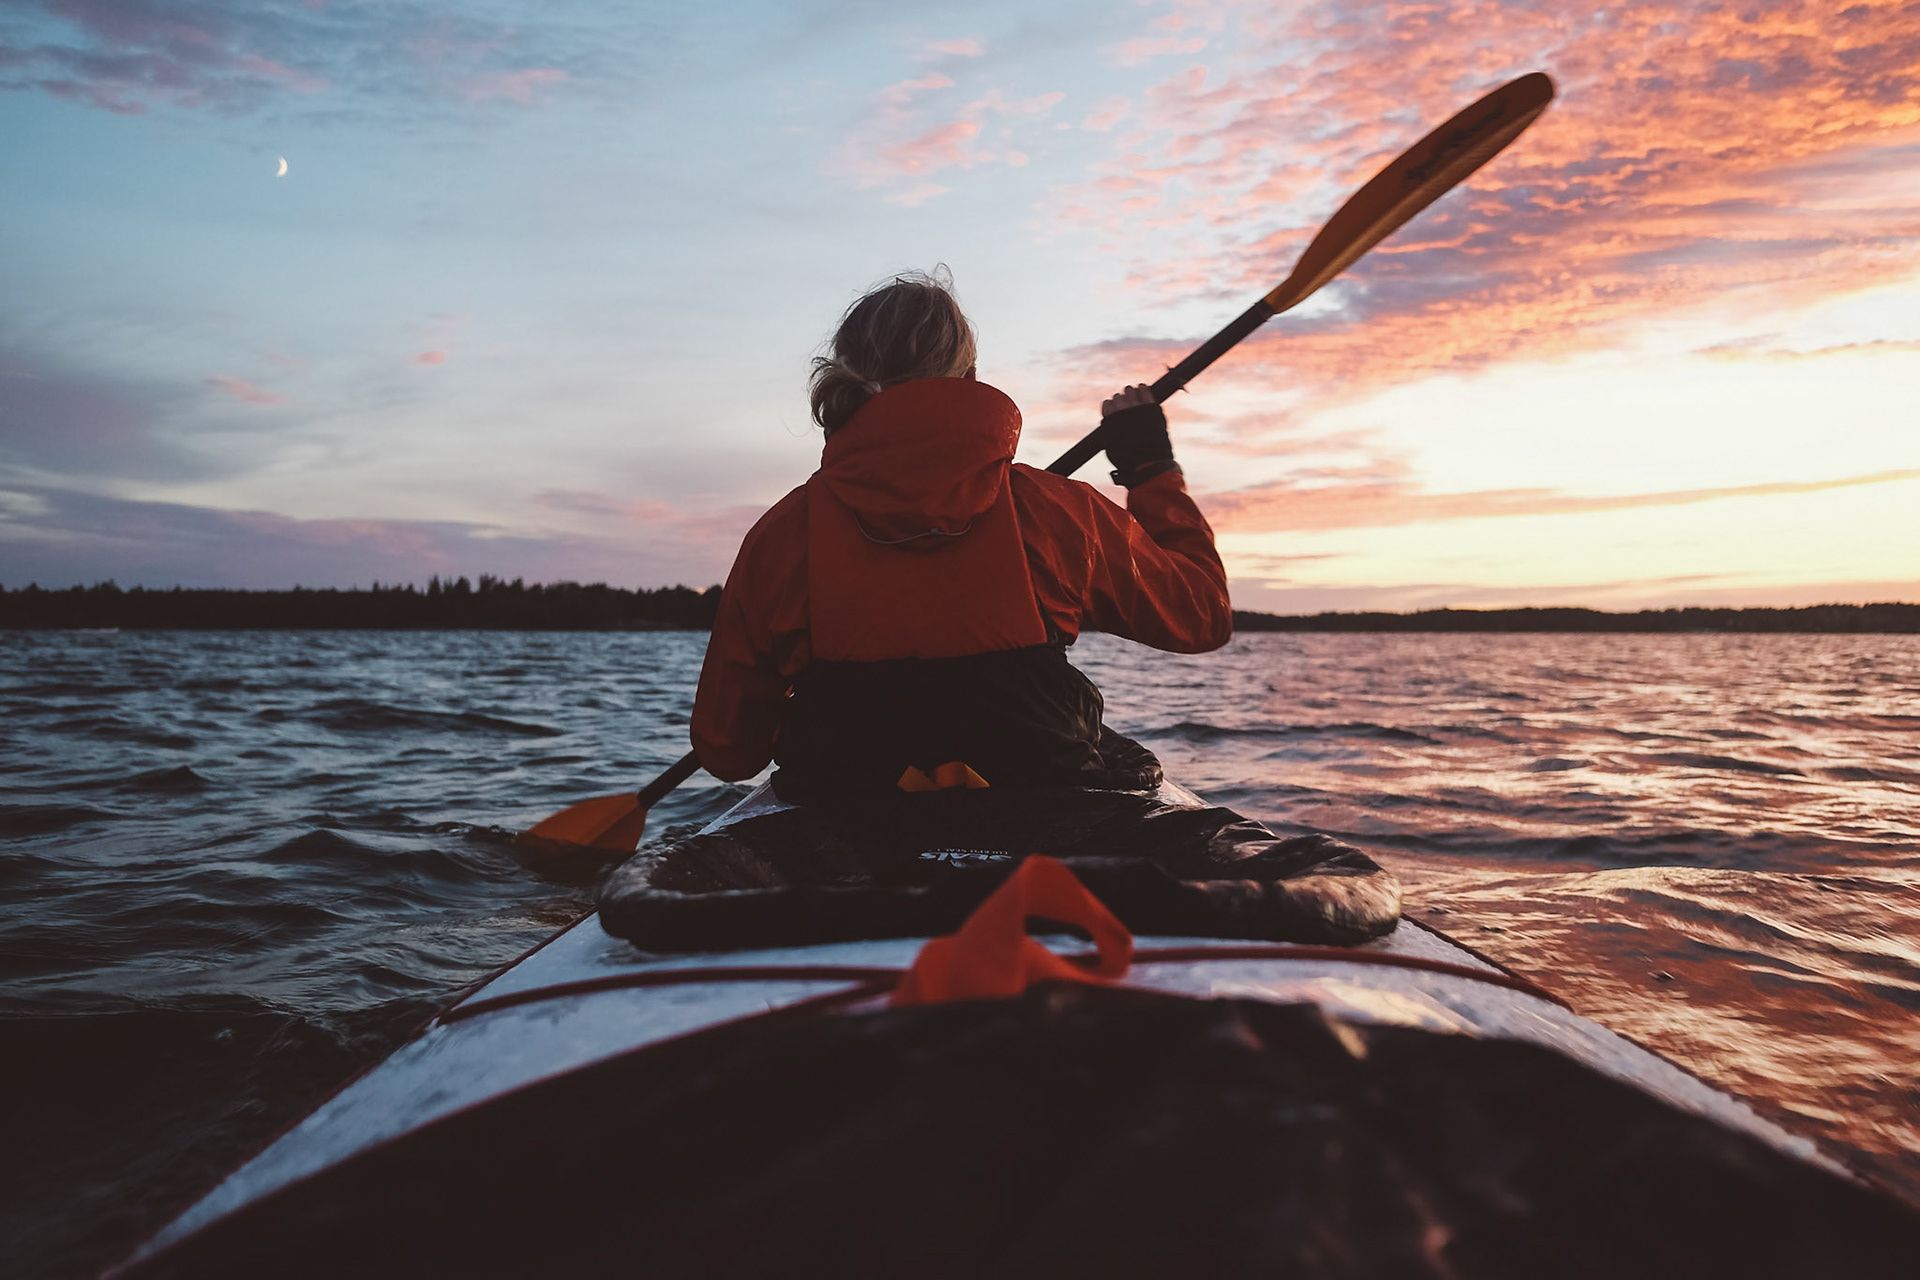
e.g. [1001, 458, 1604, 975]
[896, 761, 992, 792]
[891, 856, 1133, 1006]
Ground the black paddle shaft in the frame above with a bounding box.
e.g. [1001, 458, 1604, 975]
[1043, 297, 1275, 477]
[637, 750, 703, 805]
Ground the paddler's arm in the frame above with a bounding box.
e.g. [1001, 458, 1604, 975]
[1096, 466, 1233, 652]
[690, 589, 783, 781]
[1012, 463, 1232, 654]
[689, 492, 807, 781]
[1079, 386, 1231, 651]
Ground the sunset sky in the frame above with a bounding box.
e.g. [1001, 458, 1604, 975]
[2, 0, 1916, 612]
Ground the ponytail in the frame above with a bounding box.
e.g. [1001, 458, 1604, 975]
[809, 267, 977, 435]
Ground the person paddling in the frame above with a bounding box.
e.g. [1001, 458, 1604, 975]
[690, 269, 1232, 801]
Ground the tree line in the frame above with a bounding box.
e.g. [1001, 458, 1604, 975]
[1, 581, 1914, 632]
[0, 578, 721, 630]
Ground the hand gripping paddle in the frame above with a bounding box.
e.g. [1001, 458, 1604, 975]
[523, 71, 1555, 855]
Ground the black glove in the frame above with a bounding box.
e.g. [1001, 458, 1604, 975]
[1102, 402, 1179, 487]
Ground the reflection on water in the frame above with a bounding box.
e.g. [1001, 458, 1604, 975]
[2, 629, 1916, 1274]
[1392, 861, 1920, 1201]
[1069, 631, 1920, 1208]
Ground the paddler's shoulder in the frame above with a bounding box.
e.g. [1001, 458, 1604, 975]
[1010, 462, 1124, 519]
[1011, 462, 1094, 501]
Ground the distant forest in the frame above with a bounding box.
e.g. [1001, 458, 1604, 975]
[2, 580, 1917, 633]
[0, 578, 720, 630]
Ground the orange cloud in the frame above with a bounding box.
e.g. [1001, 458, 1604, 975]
[205, 374, 281, 406]
[1043, 0, 1920, 416]
[413, 349, 448, 366]
[1700, 338, 1920, 361]
[1230, 574, 1920, 614]
[1202, 468, 1920, 534]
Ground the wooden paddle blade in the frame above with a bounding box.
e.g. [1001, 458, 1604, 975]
[1266, 71, 1554, 315]
[522, 791, 649, 853]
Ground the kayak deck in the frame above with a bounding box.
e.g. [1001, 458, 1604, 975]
[127, 781, 1848, 1266]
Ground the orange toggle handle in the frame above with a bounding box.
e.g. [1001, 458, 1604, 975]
[892, 855, 1133, 1006]
[896, 762, 993, 792]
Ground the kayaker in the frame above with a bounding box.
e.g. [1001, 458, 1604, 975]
[691, 269, 1231, 799]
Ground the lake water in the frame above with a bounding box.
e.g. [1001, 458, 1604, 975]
[3, 629, 1916, 1276]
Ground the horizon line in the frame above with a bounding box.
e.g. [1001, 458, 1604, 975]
[3, 581, 1917, 619]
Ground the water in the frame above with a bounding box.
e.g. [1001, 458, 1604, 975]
[3, 629, 1916, 1275]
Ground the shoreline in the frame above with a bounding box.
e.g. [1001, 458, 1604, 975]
[3, 584, 1916, 633]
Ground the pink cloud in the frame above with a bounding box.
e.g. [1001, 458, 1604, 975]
[965, 88, 1066, 119]
[409, 313, 466, 367]
[234, 54, 327, 94]
[834, 66, 1067, 201]
[886, 181, 953, 208]
[1112, 35, 1207, 68]
[877, 72, 953, 107]
[1038, 0, 1920, 428]
[11, 1, 331, 114]
[921, 38, 985, 59]
[879, 119, 981, 176]
[460, 66, 566, 105]
[205, 374, 282, 406]
[1081, 98, 1130, 132]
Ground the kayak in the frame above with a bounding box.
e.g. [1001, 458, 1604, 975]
[116, 779, 1918, 1278]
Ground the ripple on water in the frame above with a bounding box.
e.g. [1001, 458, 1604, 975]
[3, 628, 1918, 1274]
[254, 698, 562, 738]
[85, 765, 213, 794]
[1390, 858, 1920, 1204]
[1160, 719, 1441, 744]
[1639, 751, 1808, 777]
[0, 803, 117, 836]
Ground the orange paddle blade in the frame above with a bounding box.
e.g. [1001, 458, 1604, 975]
[522, 791, 649, 853]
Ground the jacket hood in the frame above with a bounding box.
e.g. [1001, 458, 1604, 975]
[816, 378, 1023, 545]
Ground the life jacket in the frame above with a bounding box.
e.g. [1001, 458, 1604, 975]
[772, 379, 1147, 799]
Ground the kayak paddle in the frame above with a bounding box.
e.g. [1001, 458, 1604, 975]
[520, 750, 702, 853]
[521, 70, 1555, 855]
[1046, 70, 1554, 476]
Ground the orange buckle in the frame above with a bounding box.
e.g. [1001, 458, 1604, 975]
[892, 855, 1133, 1006]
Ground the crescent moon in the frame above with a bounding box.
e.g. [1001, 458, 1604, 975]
[276, 156, 288, 177]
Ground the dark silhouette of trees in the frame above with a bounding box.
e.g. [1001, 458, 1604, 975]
[0, 582, 1913, 632]
[0, 579, 722, 630]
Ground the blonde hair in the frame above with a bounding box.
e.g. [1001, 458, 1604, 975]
[810, 267, 978, 434]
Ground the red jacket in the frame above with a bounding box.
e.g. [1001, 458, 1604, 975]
[690, 378, 1231, 781]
